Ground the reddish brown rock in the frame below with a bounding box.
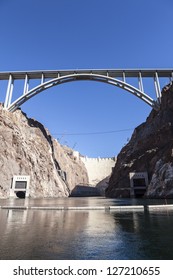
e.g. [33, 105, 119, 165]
[106, 83, 173, 198]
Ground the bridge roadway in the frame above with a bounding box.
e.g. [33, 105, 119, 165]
[0, 69, 173, 112]
[0, 69, 173, 79]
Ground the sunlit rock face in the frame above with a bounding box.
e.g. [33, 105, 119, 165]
[147, 160, 173, 198]
[0, 106, 88, 198]
[106, 83, 173, 198]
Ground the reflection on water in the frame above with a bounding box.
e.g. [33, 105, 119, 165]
[0, 196, 173, 207]
[0, 197, 173, 259]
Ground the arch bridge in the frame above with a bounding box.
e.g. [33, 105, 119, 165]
[0, 69, 173, 112]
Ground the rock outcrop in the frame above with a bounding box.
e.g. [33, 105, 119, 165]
[96, 175, 110, 196]
[106, 83, 173, 198]
[0, 106, 88, 198]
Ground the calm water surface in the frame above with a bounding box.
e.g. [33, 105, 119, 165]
[0, 197, 173, 260]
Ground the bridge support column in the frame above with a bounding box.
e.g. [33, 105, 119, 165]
[41, 73, 44, 84]
[170, 72, 173, 83]
[122, 71, 126, 83]
[4, 74, 13, 109]
[138, 72, 144, 92]
[154, 72, 162, 103]
[23, 74, 29, 95]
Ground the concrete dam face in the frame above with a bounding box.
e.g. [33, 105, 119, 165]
[80, 156, 116, 186]
[70, 151, 116, 196]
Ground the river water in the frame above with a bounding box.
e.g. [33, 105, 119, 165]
[0, 197, 173, 260]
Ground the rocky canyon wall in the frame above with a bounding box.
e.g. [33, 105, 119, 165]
[106, 83, 173, 198]
[0, 106, 88, 198]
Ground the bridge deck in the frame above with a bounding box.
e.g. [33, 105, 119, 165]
[0, 69, 173, 80]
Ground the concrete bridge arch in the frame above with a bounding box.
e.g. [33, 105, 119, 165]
[1, 69, 171, 112]
[7, 73, 158, 112]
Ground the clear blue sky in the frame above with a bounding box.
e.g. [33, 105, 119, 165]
[0, 0, 173, 157]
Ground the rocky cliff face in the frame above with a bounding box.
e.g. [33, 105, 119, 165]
[0, 106, 88, 198]
[106, 83, 173, 198]
[96, 175, 110, 196]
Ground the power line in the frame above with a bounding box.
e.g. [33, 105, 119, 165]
[52, 128, 134, 136]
